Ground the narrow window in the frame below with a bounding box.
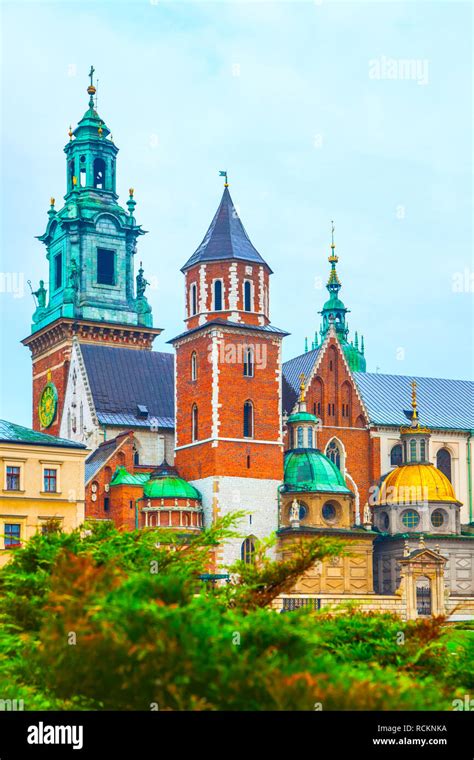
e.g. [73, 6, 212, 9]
[54, 253, 63, 290]
[190, 283, 198, 316]
[317, 402, 321, 416]
[243, 346, 254, 377]
[93, 158, 106, 189]
[68, 160, 75, 188]
[390, 444, 403, 466]
[191, 351, 197, 381]
[436, 449, 452, 482]
[329, 360, 333, 371]
[244, 280, 252, 311]
[133, 447, 140, 466]
[247, 455, 251, 469]
[290, 428, 294, 449]
[6, 466, 20, 491]
[420, 439, 426, 461]
[243, 401, 253, 438]
[79, 155, 86, 187]
[326, 440, 341, 470]
[104, 497, 110, 512]
[43, 468, 57, 493]
[214, 280, 223, 311]
[192, 404, 199, 442]
[410, 439, 417, 462]
[308, 427, 313, 448]
[97, 248, 115, 285]
[4, 523, 21, 548]
[297, 426, 304, 448]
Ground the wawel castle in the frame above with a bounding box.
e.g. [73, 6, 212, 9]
[4, 74, 473, 620]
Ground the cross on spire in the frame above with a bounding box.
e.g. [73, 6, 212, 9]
[89, 65, 95, 88]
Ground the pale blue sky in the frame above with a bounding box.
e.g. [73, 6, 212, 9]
[0, 1, 472, 427]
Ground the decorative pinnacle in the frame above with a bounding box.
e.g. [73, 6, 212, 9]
[127, 188, 136, 216]
[411, 380, 419, 424]
[298, 373, 306, 403]
[87, 65, 96, 108]
[50, 197, 55, 207]
[219, 170, 228, 187]
[68, 125, 73, 141]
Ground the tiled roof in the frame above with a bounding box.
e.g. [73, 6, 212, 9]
[0, 419, 86, 449]
[85, 437, 123, 483]
[282, 348, 320, 413]
[169, 318, 289, 344]
[81, 344, 174, 429]
[181, 187, 271, 272]
[354, 372, 474, 430]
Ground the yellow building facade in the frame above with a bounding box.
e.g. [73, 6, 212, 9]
[0, 420, 88, 567]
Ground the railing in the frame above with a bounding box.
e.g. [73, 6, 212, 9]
[281, 597, 320, 612]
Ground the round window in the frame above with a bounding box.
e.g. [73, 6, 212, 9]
[431, 509, 445, 528]
[322, 502, 337, 522]
[401, 509, 420, 529]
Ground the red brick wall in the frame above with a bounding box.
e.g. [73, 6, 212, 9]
[32, 343, 71, 435]
[302, 336, 381, 518]
[175, 328, 283, 482]
[184, 261, 270, 330]
[85, 432, 136, 526]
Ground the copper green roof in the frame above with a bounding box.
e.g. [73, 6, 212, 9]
[287, 411, 317, 424]
[110, 467, 150, 486]
[283, 449, 352, 494]
[0, 419, 86, 449]
[144, 476, 201, 501]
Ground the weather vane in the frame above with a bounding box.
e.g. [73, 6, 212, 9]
[219, 170, 228, 187]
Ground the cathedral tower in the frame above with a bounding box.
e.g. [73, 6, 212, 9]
[171, 179, 287, 565]
[22, 70, 160, 436]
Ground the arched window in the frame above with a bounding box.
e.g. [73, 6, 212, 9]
[192, 404, 199, 442]
[410, 439, 417, 462]
[191, 351, 197, 381]
[326, 440, 341, 470]
[390, 444, 403, 467]
[322, 501, 338, 523]
[79, 155, 86, 187]
[243, 401, 253, 438]
[213, 280, 223, 311]
[289, 428, 294, 449]
[190, 283, 197, 316]
[436, 448, 452, 482]
[243, 346, 254, 377]
[68, 160, 75, 188]
[297, 426, 304, 448]
[420, 439, 426, 462]
[133, 446, 140, 466]
[241, 536, 256, 564]
[308, 427, 313, 448]
[244, 280, 252, 312]
[93, 158, 106, 189]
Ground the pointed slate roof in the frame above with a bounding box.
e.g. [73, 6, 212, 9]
[181, 187, 272, 272]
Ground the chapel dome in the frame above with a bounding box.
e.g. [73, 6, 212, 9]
[377, 463, 457, 505]
[283, 449, 352, 494]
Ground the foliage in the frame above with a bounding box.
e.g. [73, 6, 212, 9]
[0, 518, 470, 711]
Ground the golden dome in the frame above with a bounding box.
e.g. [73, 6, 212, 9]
[378, 463, 458, 505]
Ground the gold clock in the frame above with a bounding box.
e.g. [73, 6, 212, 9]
[38, 380, 58, 428]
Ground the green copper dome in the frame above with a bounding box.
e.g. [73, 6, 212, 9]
[283, 449, 352, 494]
[287, 411, 318, 424]
[143, 476, 201, 501]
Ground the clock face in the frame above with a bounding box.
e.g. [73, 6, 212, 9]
[38, 382, 58, 428]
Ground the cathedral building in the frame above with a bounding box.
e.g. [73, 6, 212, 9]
[20, 73, 474, 617]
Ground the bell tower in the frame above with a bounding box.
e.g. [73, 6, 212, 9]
[22, 69, 161, 436]
[171, 178, 288, 566]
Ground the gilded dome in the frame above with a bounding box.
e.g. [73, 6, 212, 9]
[377, 463, 457, 505]
[283, 449, 352, 494]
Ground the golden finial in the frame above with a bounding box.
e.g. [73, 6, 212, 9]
[331, 220, 335, 249]
[328, 219, 338, 264]
[98, 125, 103, 137]
[129, 188, 134, 197]
[50, 197, 55, 207]
[299, 372, 306, 403]
[411, 379, 419, 422]
[68, 125, 73, 140]
[72, 175, 77, 186]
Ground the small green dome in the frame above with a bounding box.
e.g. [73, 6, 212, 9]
[322, 296, 346, 312]
[283, 449, 352, 494]
[143, 476, 201, 501]
[287, 411, 318, 424]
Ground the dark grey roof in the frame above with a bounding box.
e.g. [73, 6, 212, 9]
[85, 437, 122, 482]
[169, 318, 289, 344]
[354, 372, 474, 430]
[181, 187, 272, 272]
[282, 348, 320, 413]
[0, 419, 86, 449]
[81, 344, 174, 429]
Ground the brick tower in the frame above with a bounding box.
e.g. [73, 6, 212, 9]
[22, 69, 161, 436]
[171, 178, 287, 565]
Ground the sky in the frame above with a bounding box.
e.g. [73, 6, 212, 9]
[0, 0, 472, 427]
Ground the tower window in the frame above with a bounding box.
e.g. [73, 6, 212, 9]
[79, 155, 86, 187]
[420, 439, 426, 461]
[436, 448, 452, 482]
[243, 401, 253, 438]
[213, 280, 223, 311]
[308, 427, 313, 448]
[192, 404, 199, 442]
[243, 347, 254, 377]
[68, 160, 75, 188]
[244, 280, 253, 312]
[54, 253, 63, 290]
[297, 426, 304, 448]
[97, 249, 115, 285]
[390, 444, 403, 466]
[191, 351, 197, 381]
[93, 158, 106, 189]
[190, 283, 198, 316]
[410, 439, 417, 462]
